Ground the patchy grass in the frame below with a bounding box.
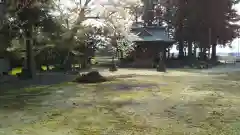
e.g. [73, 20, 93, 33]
[0, 82, 73, 110]
[1, 70, 240, 134]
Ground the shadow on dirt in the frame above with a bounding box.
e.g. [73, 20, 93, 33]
[0, 73, 76, 90]
[0, 73, 154, 111]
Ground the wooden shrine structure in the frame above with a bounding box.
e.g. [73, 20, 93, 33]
[127, 23, 175, 68]
[120, 0, 175, 68]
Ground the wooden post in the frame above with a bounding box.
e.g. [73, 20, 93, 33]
[156, 45, 166, 72]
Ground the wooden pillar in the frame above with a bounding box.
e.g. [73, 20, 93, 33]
[156, 42, 166, 72]
[133, 44, 139, 61]
[163, 45, 166, 62]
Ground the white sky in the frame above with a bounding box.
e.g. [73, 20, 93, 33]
[60, 0, 240, 53]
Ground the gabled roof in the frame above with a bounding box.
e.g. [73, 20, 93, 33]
[129, 26, 174, 43]
[137, 29, 153, 37]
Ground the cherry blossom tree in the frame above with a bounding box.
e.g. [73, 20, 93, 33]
[83, 0, 142, 70]
[55, 0, 142, 70]
[56, 0, 141, 50]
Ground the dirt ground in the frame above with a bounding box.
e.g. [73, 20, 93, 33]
[0, 68, 240, 135]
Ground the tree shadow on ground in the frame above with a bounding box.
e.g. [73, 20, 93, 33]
[0, 73, 76, 91]
[0, 72, 169, 112]
[0, 76, 115, 110]
[0, 85, 55, 110]
[0, 73, 77, 111]
[100, 83, 159, 91]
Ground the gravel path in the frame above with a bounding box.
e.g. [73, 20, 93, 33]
[201, 63, 240, 73]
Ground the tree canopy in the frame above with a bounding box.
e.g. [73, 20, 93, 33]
[162, 0, 240, 59]
[1, 0, 240, 70]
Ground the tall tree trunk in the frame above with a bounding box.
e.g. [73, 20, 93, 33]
[211, 43, 217, 61]
[46, 65, 50, 71]
[199, 47, 204, 60]
[194, 43, 197, 58]
[63, 51, 71, 71]
[25, 26, 36, 78]
[167, 48, 170, 59]
[203, 47, 207, 61]
[187, 40, 193, 65]
[120, 50, 123, 59]
[81, 53, 87, 69]
[188, 41, 193, 57]
[208, 47, 211, 59]
[178, 40, 184, 59]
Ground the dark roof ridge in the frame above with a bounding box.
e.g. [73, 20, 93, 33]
[137, 29, 153, 36]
